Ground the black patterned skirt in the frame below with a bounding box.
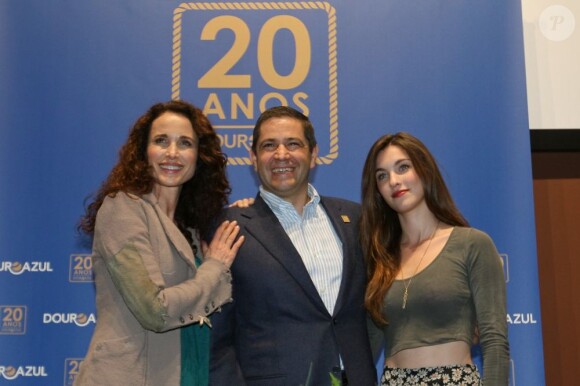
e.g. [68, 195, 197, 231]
[381, 364, 481, 385]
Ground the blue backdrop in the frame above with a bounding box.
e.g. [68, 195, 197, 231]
[0, 1, 544, 385]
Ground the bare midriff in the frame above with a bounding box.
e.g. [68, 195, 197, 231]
[385, 341, 472, 369]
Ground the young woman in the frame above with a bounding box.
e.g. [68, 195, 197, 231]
[361, 132, 509, 385]
[76, 100, 244, 386]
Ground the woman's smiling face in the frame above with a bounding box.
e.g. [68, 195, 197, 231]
[147, 111, 198, 197]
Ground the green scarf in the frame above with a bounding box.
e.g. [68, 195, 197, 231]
[180, 255, 210, 386]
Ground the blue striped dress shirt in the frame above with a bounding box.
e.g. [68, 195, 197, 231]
[260, 184, 343, 315]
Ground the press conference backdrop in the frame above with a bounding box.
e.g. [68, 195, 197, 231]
[0, 1, 544, 385]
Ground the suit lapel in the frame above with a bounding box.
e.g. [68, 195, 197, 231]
[143, 193, 197, 270]
[243, 197, 328, 312]
[320, 198, 357, 316]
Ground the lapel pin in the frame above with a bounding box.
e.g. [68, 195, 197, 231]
[341, 215, 350, 223]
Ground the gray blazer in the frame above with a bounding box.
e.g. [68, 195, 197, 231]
[75, 192, 232, 386]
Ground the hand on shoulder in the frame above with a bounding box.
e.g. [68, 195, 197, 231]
[202, 220, 244, 268]
[229, 197, 255, 208]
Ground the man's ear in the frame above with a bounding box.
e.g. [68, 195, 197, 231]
[249, 149, 258, 172]
[310, 145, 319, 169]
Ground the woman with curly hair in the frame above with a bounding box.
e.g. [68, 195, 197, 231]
[361, 132, 509, 385]
[75, 100, 244, 386]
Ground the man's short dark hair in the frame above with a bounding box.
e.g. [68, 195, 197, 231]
[251, 106, 317, 153]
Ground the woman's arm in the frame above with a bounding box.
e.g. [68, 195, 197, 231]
[467, 228, 510, 385]
[94, 193, 242, 332]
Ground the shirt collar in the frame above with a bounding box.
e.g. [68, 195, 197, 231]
[259, 184, 321, 215]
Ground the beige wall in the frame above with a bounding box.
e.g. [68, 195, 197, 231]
[522, 1, 580, 129]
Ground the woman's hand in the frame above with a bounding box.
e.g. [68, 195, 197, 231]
[229, 197, 255, 208]
[202, 220, 244, 268]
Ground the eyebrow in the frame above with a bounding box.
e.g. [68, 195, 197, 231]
[152, 133, 195, 139]
[375, 158, 411, 172]
[260, 137, 304, 142]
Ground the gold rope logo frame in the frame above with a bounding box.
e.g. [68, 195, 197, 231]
[172, 2, 338, 165]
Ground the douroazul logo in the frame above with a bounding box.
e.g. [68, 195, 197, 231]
[0, 305, 27, 335]
[507, 313, 538, 325]
[0, 260, 53, 275]
[69, 254, 94, 282]
[0, 365, 48, 380]
[64, 358, 84, 386]
[43, 312, 96, 327]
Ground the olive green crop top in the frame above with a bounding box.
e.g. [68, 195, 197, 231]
[369, 227, 510, 385]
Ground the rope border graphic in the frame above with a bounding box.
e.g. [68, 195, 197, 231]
[172, 2, 338, 165]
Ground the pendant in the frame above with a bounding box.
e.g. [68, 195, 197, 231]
[402, 288, 408, 309]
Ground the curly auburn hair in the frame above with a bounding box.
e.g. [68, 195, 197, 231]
[79, 100, 230, 241]
[360, 132, 468, 325]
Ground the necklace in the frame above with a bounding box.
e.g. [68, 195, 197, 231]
[401, 221, 440, 310]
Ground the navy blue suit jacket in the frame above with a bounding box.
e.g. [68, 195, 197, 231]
[210, 195, 376, 386]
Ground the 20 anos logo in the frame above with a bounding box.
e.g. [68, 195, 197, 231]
[173, 3, 339, 165]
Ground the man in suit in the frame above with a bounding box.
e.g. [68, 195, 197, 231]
[210, 106, 376, 386]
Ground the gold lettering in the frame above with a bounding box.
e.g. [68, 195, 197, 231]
[231, 93, 254, 120]
[259, 92, 287, 112]
[204, 93, 226, 119]
[293, 92, 309, 116]
[218, 134, 252, 151]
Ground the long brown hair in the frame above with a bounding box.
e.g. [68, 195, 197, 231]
[360, 132, 468, 325]
[78, 100, 230, 241]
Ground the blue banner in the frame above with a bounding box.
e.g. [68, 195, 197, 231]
[1, 1, 544, 385]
